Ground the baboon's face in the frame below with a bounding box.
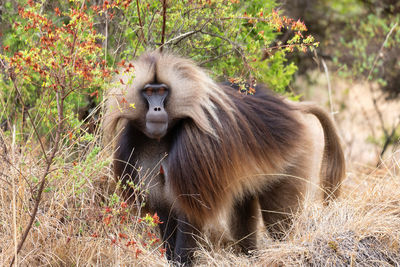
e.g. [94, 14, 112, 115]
[141, 83, 169, 139]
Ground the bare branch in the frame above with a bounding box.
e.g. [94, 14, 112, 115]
[5, 69, 49, 164]
[160, 0, 167, 52]
[321, 59, 335, 120]
[136, 0, 146, 44]
[365, 22, 398, 166]
[367, 22, 398, 81]
[7, 70, 64, 267]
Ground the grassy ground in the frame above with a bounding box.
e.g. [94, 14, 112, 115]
[1, 132, 400, 266]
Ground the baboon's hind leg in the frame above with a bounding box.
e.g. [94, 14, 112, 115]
[259, 176, 307, 240]
[229, 194, 259, 254]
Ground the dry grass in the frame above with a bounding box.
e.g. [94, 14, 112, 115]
[195, 154, 400, 267]
[0, 132, 169, 266]
[1, 127, 400, 266]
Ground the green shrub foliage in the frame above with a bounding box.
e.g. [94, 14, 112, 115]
[0, 0, 316, 143]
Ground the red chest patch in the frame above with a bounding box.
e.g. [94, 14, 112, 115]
[160, 165, 164, 174]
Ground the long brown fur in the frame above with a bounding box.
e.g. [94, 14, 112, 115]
[167, 87, 307, 225]
[103, 50, 345, 262]
[299, 103, 345, 201]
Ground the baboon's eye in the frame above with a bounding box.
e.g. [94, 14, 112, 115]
[158, 87, 166, 95]
[145, 87, 153, 96]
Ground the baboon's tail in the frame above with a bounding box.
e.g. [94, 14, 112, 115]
[300, 103, 345, 202]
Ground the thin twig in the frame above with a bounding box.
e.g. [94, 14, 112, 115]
[160, 0, 167, 52]
[379, 120, 399, 158]
[266, 42, 317, 53]
[370, 84, 388, 137]
[162, 30, 196, 46]
[199, 51, 232, 66]
[136, 0, 146, 44]
[145, 9, 158, 45]
[364, 22, 398, 166]
[5, 69, 48, 164]
[165, 19, 212, 47]
[11, 124, 18, 267]
[104, 10, 108, 62]
[321, 59, 335, 120]
[200, 30, 253, 79]
[367, 22, 398, 131]
[367, 22, 398, 81]
[8, 75, 64, 267]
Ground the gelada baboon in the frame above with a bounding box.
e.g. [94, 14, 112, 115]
[103, 51, 345, 265]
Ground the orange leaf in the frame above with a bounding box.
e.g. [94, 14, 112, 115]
[54, 7, 61, 16]
[119, 233, 128, 239]
[90, 90, 99, 98]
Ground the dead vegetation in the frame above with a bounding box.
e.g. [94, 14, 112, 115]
[195, 154, 400, 266]
[1, 124, 400, 266]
